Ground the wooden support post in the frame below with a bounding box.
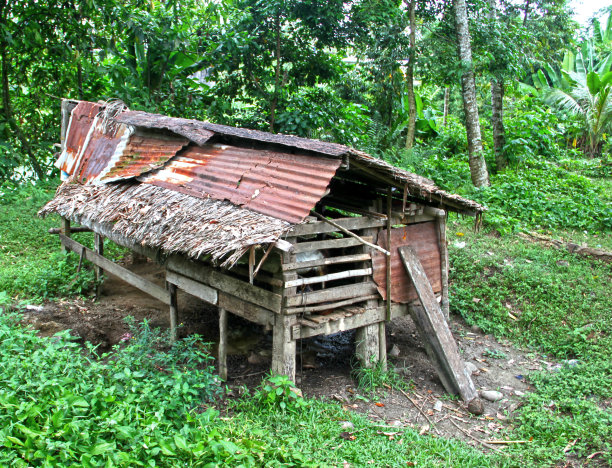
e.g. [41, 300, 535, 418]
[218, 308, 228, 381]
[436, 214, 450, 321]
[167, 282, 178, 342]
[272, 314, 296, 380]
[355, 323, 380, 368]
[378, 322, 387, 371]
[385, 188, 392, 322]
[60, 218, 71, 252]
[94, 233, 104, 299]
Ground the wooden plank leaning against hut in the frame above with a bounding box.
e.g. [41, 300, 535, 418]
[40, 99, 486, 414]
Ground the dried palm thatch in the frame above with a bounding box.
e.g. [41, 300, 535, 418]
[39, 182, 292, 267]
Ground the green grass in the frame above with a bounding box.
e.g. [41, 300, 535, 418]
[448, 219, 612, 466]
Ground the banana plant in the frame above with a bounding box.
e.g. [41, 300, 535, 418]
[545, 69, 612, 156]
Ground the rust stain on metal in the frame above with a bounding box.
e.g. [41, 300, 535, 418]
[56, 101, 102, 176]
[141, 144, 341, 224]
[372, 222, 441, 303]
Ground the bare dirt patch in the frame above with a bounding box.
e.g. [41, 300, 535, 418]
[19, 258, 550, 452]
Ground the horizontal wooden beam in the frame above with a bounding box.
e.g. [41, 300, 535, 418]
[292, 236, 374, 253]
[49, 226, 92, 234]
[166, 270, 218, 305]
[294, 303, 408, 339]
[285, 282, 378, 307]
[59, 234, 171, 305]
[218, 292, 275, 327]
[284, 268, 372, 288]
[282, 253, 371, 272]
[167, 255, 282, 313]
[288, 216, 385, 237]
[285, 294, 379, 314]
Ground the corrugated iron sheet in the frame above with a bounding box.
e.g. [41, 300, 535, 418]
[140, 144, 341, 224]
[56, 102, 188, 183]
[371, 222, 441, 303]
[55, 101, 102, 176]
[116, 111, 348, 157]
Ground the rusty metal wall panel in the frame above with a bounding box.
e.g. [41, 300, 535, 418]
[141, 144, 341, 223]
[371, 222, 441, 303]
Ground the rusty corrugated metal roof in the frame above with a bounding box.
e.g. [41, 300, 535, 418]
[56, 102, 188, 183]
[116, 111, 348, 157]
[140, 144, 341, 224]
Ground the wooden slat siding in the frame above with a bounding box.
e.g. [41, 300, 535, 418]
[282, 253, 371, 271]
[166, 256, 282, 313]
[285, 294, 379, 314]
[166, 270, 218, 305]
[285, 282, 378, 307]
[371, 222, 441, 303]
[295, 303, 409, 339]
[284, 268, 372, 288]
[399, 246, 479, 406]
[59, 234, 171, 305]
[218, 292, 275, 327]
[292, 236, 373, 253]
[288, 216, 386, 237]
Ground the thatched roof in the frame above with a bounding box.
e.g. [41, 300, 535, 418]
[40, 182, 291, 266]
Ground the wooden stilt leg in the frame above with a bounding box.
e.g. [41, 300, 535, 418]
[355, 323, 380, 368]
[272, 315, 296, 381]
[218, 308, 228, 380]
[94, 233, 104, 299]
[60, 218, 71, 252]
[168, 282, 178, 342]
[378, 322, 387, 371]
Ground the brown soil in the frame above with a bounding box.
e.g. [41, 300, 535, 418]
[20, 258, 551, 454]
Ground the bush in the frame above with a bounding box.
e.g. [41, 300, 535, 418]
[0, 313, 228, 466]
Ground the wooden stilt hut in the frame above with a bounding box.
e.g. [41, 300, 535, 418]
[41, 99, 486, 413]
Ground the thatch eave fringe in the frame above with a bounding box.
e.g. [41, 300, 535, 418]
[39, 182, 293, 267]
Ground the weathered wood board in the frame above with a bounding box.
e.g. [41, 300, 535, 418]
[398, 246, 480, 408]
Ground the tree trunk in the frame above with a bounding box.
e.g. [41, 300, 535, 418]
[491, 77, 507, 171]
[269, 13, 282, 133]
[443, 86, 450, 127]
[1, 42, 44, 179]
[405, 0, 417, 149]
[453, 0, 490, 187]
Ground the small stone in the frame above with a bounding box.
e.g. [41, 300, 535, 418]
[388, 344, 401, 357]
[433, 400, 443, 412]
[465, 362, 479, 375]
[514, 390, 525, 397]
[467, 398, 484, 415]
[480, 390, 503, 402]
[25, 305, 44, 312]
[556, 260, 569, 267]
[387, 420, 403, 427]
[339, 421, 354, 430]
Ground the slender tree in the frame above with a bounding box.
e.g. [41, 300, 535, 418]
[488, 0, 507, 171]
[453, 0, 490, 187]
[405, 0, 417, 149]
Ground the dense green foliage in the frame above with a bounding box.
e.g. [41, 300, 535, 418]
[0, 310, 499, 466]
